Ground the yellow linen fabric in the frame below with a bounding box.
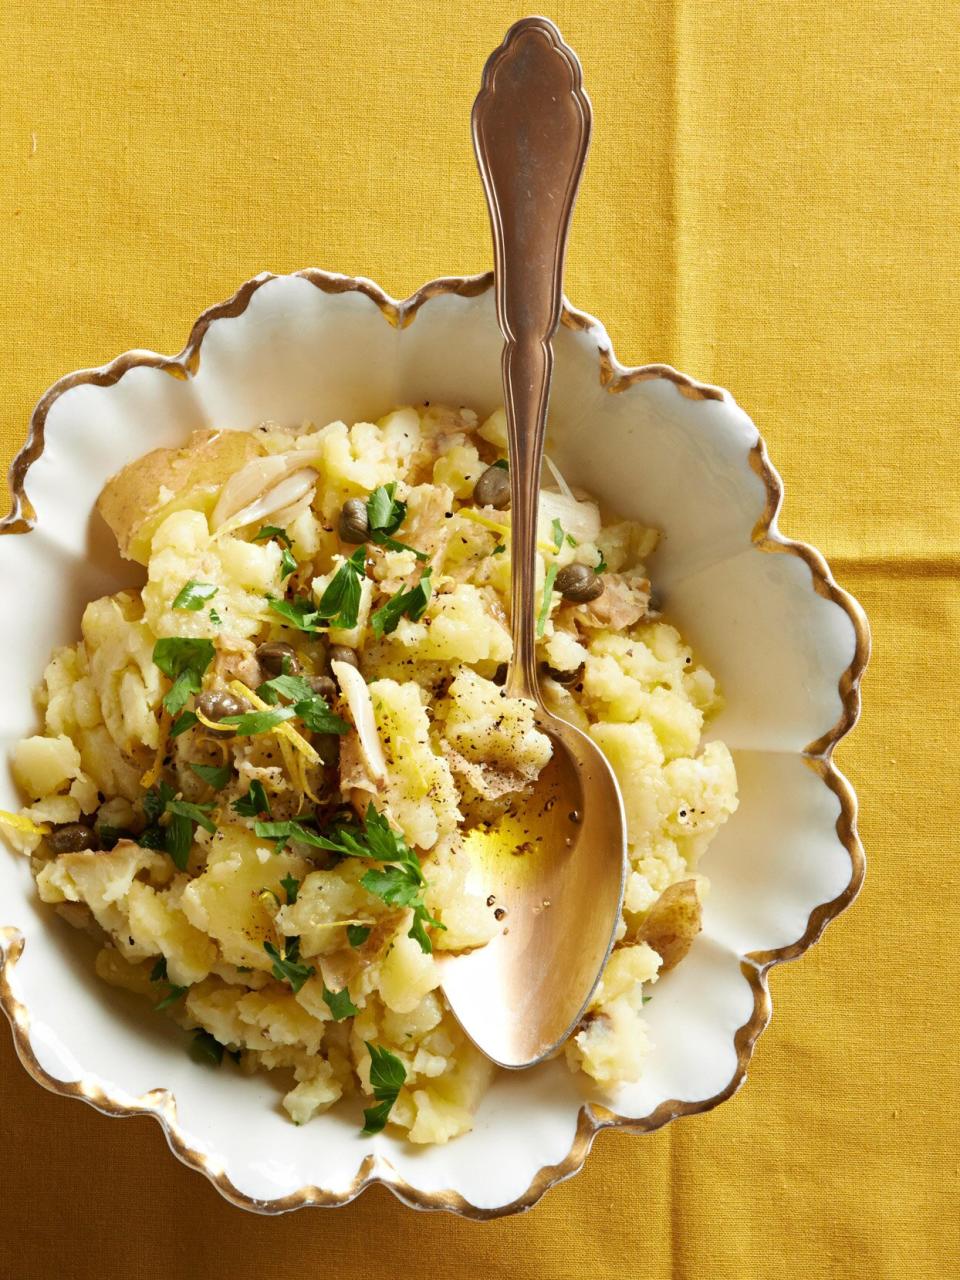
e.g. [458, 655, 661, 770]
[0, 2, 957, 1276]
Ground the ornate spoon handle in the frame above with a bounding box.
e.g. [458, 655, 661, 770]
[472, 16, 592, 702]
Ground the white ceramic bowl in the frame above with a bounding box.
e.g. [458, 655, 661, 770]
[0, 271, 868, 1217]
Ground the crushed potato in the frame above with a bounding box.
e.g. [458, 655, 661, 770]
[5, 403, 737, 1144]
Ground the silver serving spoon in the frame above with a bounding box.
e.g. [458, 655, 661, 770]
[436, 17, 627, 1069]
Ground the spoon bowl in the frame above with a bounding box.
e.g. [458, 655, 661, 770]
[437, 17, 628, 1067]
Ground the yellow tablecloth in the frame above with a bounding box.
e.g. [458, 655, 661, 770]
[1, 2, 956, 1275]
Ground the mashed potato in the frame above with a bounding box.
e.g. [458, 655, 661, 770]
[3, 403, 737, 1144]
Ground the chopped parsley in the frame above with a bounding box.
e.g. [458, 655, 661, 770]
[188, 762, 231, 790]
[220, 706, 296, 735]
[254, 525, 291, 546]
[150, 957, 168, 982]
[551, 518, 565, 554]
[172, 580, 218, 611]
[280, 874, 300, 905]
[322, 982, 359, 1021]
[267, 546, 367, 632]
[257, 672, 349, 735]
[492, 542, 506, 555]
[536, 563, 559, 637]
[153, 637, 216, 716]
[233, 780, 271, 819]
[370, 567, 433, 639]
[139, 782, 216, 870]
[333, 805, 443, 954]
[365, 483, 428, 560]
[154, 983, 188, 1012]
[347, 923, 371, 948]
[170, 710, 198, 738]
[361, 1042, 407, 1135]
[263, 939, 315, 994]
[209, 608, 222, 625]
[254, 817, 344, 854]
[315, 545, 367, 628]
[595, 550, 607, 574]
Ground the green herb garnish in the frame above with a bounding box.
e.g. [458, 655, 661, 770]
[209, 608, 222, 625]
[492, 543, 506, 555]
[150, 957, 168, 982]
[153, 638, 216, 716]
[595, 550, 608, 574]
[170, 710, 198, 738]
[347, 924, 371, 948]
[172, 580, 218, 611]
[267, 596, 325, 632]
[189, 762, 231, 790]
[280, 874, 300, 905]
[154, 983, 188, 1012]
[254, 818, 343, 854]
[322, 982, 359, 1021]
[315, 545, 367, 629]
[140, 783, 216, 870]
[254, 525, 291, 546]
[220, 706, 296, 736]
[189, 1030, 225, 1066]
[233, 780, 271, 819]
[492, 458, 509, 471]
[370, 567, 432, 639]
[257, 672, 349, 735]
[365, 483, 428, 560]
[263, 939, 315, 994]
[536, 563, 559, 637]
[551, 518, 565, 553]
[361, 1042, 407, 1135]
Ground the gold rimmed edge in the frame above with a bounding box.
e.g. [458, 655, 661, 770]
[0, 269, 869, 1219]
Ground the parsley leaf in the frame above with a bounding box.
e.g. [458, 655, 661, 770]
[189, 762, 231, 790]
[551, 518, 565, 553]
[280, 874, 300, 905]
[315, 546, 367, 629]
[536, 563, 559, 637]
[254, 525, 292, 547]
[209, 608, 222, 625]
[189, 1030, 225, 1066]
[172, 580, 218, 611]
[280, 546, 298, 580]
[595, 550, 608, 574]
[492, 543, 506, 555]
[361, 1042, 406, 1135]
[566, 533, 578, 548]
[150, 957, 168, 982]
[233, 780, 271, 819]
[154, 983, 188, 1011]
[153, 638, 215, 716]
[322, 982, 359, 1021]
[263, 939, 315, 993]
[165, 798, 217, 835]
[258, 670, 350, 735]
[170, 710, 198, 737]
[370, 567, 432, 639]
[220, 706, 296, 735]
[254, 818, 344, 854]
[267, 596, 324, 632]
[347, 924, 371, 948]
[366, 483, 405, 534]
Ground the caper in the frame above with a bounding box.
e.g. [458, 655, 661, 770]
[48, 823, 97, 854]
[554, 563, 604, 603]
[197, 690, 246, 723]
[339, 498, 370, 544]
[308, 674, 337, 703]
[541, 661, 583, 687]
[327, 645, 359, 671]
[473, 463, 511, 509]
[256, 641, 300, 678]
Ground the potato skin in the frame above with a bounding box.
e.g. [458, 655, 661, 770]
[97, 428, 264, 563]
[635, 878, 702, 972]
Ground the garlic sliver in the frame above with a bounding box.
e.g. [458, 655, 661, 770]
[331, 660, 386, 783]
